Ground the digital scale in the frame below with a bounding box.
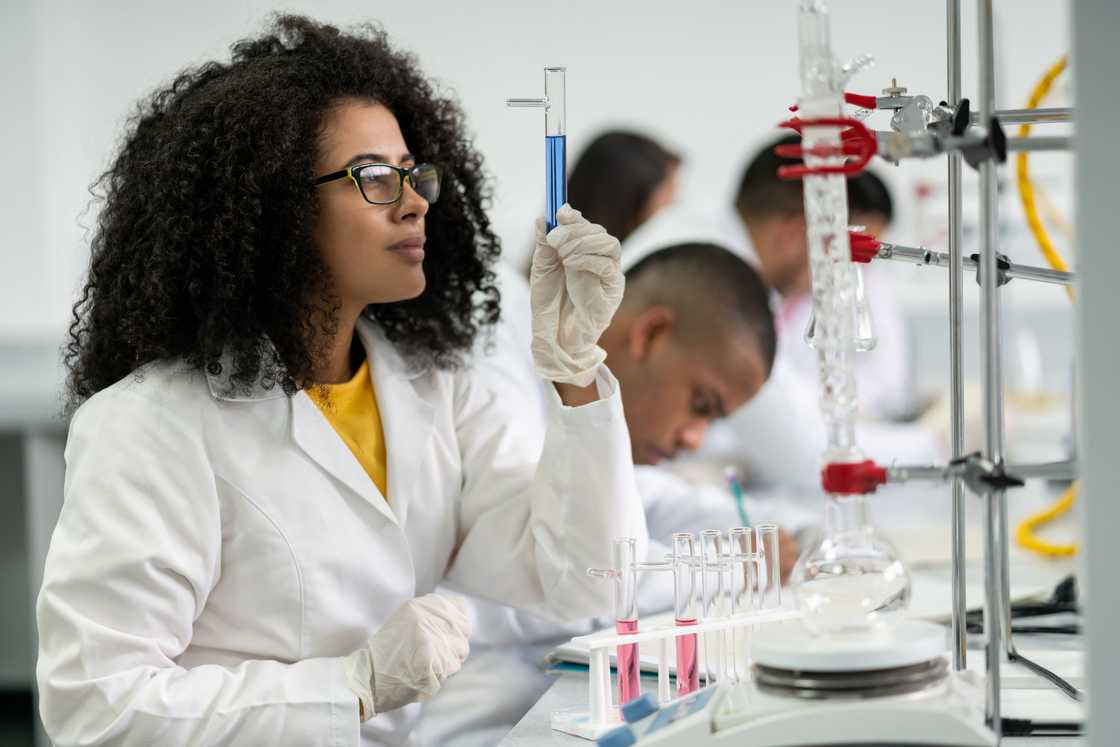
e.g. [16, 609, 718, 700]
[595, 620, 996, 747]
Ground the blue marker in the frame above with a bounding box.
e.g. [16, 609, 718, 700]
[507, 66, 568, 230]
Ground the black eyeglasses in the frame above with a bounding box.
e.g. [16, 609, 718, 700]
[313, 162, 442, 205]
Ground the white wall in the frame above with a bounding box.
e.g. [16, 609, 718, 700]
[1, 0, 1072, 344]
[1, 0, 48, 340]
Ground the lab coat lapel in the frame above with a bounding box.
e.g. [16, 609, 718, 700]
[357, 318, 434, 528]
[205, 334, 402, 525]
[290, 378, 401, 528]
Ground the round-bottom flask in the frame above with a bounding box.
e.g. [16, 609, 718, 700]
[791, 494, 911, 634]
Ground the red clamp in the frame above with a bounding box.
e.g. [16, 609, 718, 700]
[789, 92, 879, 112]
[822, 460, 888, 495]
[849, 230, 881, 263]
[775, 117, 877, 179]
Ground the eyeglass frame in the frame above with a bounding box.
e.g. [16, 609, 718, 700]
[312, 162, 442, 205]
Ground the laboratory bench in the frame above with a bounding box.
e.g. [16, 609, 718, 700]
[499, 648, 1085, 747]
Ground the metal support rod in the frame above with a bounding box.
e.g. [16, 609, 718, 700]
[885, 458, 1077, 485]
[994, 290, 1016, 665]
[997, 260, 1075, 286]
[1013, 459, 1078, 481]
[974, 106, 1073, 124]
[998, 487, 1015, 658]
[978, 0, 1003, 736]
[983, 487, 1004, 734]
[946, 0, 968, 675]
[887, 464, 953, 482]
[1006, 135, 1073, 152]
[876, 242, 1076, 286]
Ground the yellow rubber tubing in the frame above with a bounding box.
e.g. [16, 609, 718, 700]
[1012, 54, 1078, 558]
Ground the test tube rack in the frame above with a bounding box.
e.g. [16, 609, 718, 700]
[551, 606, 800, 740]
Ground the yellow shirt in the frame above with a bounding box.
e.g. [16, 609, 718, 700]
[306, 360, 389, 499]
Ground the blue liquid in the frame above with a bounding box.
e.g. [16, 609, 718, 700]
[545, 135, 566, 231]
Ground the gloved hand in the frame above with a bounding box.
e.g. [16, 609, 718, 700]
[345, 594, 471, 721]
[530, 204, 625, 387]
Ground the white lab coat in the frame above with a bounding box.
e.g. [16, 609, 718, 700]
[36, 316, 648, 747]
[416, 267, 814, 747]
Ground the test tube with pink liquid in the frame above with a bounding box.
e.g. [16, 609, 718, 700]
[672, 532, 701, 696]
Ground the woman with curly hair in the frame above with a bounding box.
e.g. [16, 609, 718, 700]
[37, 15, 646, 746]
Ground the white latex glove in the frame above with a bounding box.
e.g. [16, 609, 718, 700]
[530, 204, 625, 387]
[345, 594, 471, 721]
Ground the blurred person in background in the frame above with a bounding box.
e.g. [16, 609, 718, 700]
[625, 133, 939, 497]
[521, 129, 680, 276]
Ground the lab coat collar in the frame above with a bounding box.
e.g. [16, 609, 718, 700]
[353, 316, 435, 527]
[204, 344, 289, 402]
[289, 317, 435, 527]
[202, 313, 428, 402]
[354, 311, 430, 381]
[204, 318, 435, 526]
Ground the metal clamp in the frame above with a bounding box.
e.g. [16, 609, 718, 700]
[971, 252, 1013, 288]
[774, 116, 878, 178]
[877, 98, 1008, 170]
[949, 452, 1025, 495]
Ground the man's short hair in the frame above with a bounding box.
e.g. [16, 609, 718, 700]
[735, 133, 893, 226]
[624, 242, 777, 374]
[847, 168, 894, 224]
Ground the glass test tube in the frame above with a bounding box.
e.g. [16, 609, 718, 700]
[728, 527, 756, 682]
[506, 66, 567, 231]
[672, 533, 700, 696]
[728, 527, 756, 614]
[757, 524, 782, 609]
[701, 530, 728, 684]
[543, 67, 566, 231]
[635, 560, 674, 704]
[612, 538, 640, 706]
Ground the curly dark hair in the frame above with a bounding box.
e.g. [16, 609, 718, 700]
[65, 14, 501, 409]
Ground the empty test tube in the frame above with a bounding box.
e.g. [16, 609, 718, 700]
[756, 524, 782, 609]
[700, 530, 727, 684]
[728, 527, 756, 681]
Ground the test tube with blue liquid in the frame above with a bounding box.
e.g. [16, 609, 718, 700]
[507, 66, 567, 231]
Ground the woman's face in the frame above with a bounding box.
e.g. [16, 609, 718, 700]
[313, 100, 430, 313]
